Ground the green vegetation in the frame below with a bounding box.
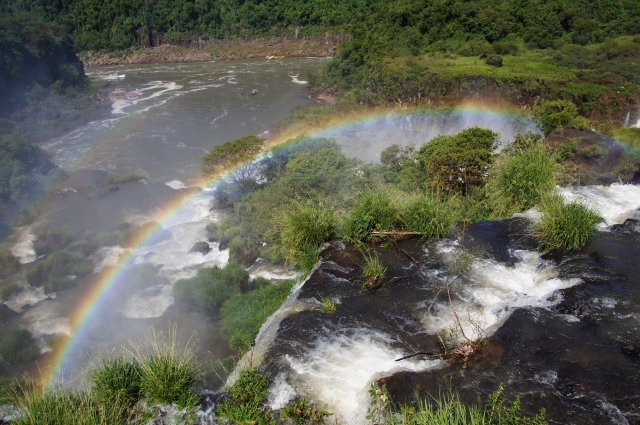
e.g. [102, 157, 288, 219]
[0, 283, 20, 301]
[203, 135, 264, 177]
[0, 247, 20, 279]
[91, 358, 142, 408]
[129, 329, 200, 409]
[173, 263, 251, 314]
[417, 128, 499, 194]
[611, 127, 640, 147]
[486, 134, 558, 218]
[343, 191, 400, 242]
[216, 368, 270, 423]
[379, 386, 548, 425]
[401, 194, 461, 238]
[281, 399, 331, 424]
[108, 173, 146, 185]
[281, 203, 336, 271]
[0, 329, 40, 365]
[533, 100, 590, 135]
[536, 196, 603, 252]
[362, 251, 386, 288]
[26, 249, 93, 293]
[319, 297, 337, 313]
[12, 390, 129, 425]
[220, 280, 294, 353]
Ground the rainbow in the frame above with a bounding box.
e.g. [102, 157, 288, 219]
[43, 102, 535, 387]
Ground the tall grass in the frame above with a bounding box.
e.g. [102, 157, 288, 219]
[401, 194, 461, 238]
[342, 190, 401, 242]
[486, 144, 557, 218]
[362, 250, 386, 287]
[281, 202, 336, 271]
[536, 195, 603, 251]
[216, 368, 269, 423]
[127, 327, 201, 409]
[90, 357, 142, 408]
[12, 389, 128, 425]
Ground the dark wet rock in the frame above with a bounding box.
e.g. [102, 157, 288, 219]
[190, 241, 211, 255]
[380, 230, 640, 425]
[610, 218, 640, 234]
[206, 223, 220, 243]
[0, 304, 17, 321]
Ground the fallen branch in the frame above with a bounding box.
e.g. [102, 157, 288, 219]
[395, 351, 441, 362]
[371, 231, 426, 236]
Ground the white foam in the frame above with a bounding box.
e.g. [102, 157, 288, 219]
[248, 259, 299, 281]
[283, 330, 442, 424]
[290, 75, 308, 85]
[90, 246, 127, 273]
[22, 303, 71, 353]
[121, 284, 174, 319]
[559, 183, 640, 227]
[424, 249, 581, 340]
[4, 285, 47, 312]
[165, 180, 187, 190]
[10, 226, 37, 264]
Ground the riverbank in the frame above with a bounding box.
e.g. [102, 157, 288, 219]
[80, 35, 348, 68]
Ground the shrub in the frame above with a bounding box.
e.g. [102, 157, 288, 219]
[0, 283, 20, 301]
[216, 368, 269, 423]
[401, 194, 461, 238]
[343, 191, 401, 242]
[484, 54, 504, 67]
[281, 203, 336, 271]
[129, 328, 200, 409]
[220, 280, 294, 353]
[533, 100, 589, 135]
[26, 249, 92, 293]
[0, 329, 39, 365]
[202, 135, 264, 176]
[0, 248, 19, 278]
[417, 128, 499, 194]
[91, 358, 142, 408]
[173, 263, 250, 314]
[536, 196, 603, 252]
[486, 144, 557, 217]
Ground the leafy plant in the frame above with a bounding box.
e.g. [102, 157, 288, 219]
[0, 329, 39, 365]
[533, 100, 589, 135]
[216, 368, 270, 423]
[281, 203, 336, 271]
[401, 194, 461, 238]
[90, 357, 142, 408]
[281, 398, 331, 424]
[343, 190, 401, 242]
[536, 195, 603, 251]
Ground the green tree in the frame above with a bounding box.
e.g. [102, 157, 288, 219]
[533, 100, 590, 135]
[417, 128, 499, 194]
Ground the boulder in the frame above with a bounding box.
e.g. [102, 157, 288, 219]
[189, 241, 211, 255]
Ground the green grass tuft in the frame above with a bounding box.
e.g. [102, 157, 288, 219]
[401, 194, 461, 238]
[536, 196, 603, 252]
[216, 368, 270, 423]
[90, 357, 142, 408]
[362, 250, 386, 287]
[128, 327, 201, 409]
[343, 191, 401, 242]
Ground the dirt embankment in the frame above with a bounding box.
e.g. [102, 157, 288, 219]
[80, 34, 348, 68]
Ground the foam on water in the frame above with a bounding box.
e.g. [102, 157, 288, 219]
[424, 249, 581, 339]
[10, 226, 37, 264]
[290, 75, 308, 85]
[22, 304, 71, 353]
[165, 180, 187, 190]
[121, 284, 174, 319]
[559, 183, 640, 227]
[5, 286, 48, 313]
[281, 330, 442, 424]
[90, 246, 127, 273]
[248, 258, 299, 281]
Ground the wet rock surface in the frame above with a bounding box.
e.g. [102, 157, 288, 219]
[381, 230, 640, 425]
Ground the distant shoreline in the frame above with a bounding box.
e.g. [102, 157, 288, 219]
[80, 35, 347, 68]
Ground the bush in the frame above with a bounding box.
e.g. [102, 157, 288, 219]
[216, 368, 269, 423]
[536, 196, 603, 251]
[26, 249, 93, 293]
[484, 54, 503, 67]
[343, 191, 401, 242]
[281, 398, 331, 424]
[487, 144, 557, 217]
[0, 248, 19, 278]
[173, 263, 250, 314]
[281, 203, 336, 271]
[91, 358, 142, 408]
[0, 329, 39, 365]
[401, 194, 461, 238]
[130, 328, 200, 409]
[0, 283, 20, 301]
[220, 280, 294, 353]
[202, 135, 264, 176]
[417, 128, 499, 194]
[533, 100, 589, 135]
